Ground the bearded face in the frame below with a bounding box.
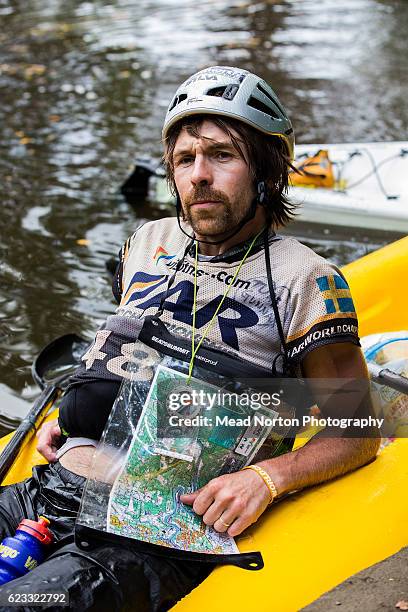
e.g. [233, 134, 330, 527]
[173, 121, 255, 238]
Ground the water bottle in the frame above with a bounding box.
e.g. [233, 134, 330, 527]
[0, 516, 53, 585]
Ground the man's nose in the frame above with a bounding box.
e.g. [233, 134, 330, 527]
[190, 155, 213, 186]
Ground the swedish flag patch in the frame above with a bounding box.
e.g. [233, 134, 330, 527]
[316, 274, 355, 314]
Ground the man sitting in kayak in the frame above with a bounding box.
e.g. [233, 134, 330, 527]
[0, 66, 379, 611]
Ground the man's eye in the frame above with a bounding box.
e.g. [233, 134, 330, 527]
[178, 156, 194, 165]
[216, 151, 232, 160]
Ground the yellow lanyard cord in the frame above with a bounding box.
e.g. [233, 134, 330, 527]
[190, 239, 198, 374]
[187, 229, 264, 382]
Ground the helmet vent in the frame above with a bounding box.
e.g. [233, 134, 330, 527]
[169, 93, 187, 112]
[207, 84, 239, 100]
[207, 86, 228, 98]
[248, 96, 280, 119]
[256, 83, 286, 117]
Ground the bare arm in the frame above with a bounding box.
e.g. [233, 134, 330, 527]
[257, 342, 380, 496]
[181, 342, 380, 536]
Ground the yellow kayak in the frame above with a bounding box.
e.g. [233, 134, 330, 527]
[1, 236, 407, 611]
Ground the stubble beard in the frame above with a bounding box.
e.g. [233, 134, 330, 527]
[182, 186, 249, 237]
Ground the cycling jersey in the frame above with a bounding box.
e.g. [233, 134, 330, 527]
[71, 217, 359, 386]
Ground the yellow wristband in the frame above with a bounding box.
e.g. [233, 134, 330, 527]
[242, 465, 278, 505]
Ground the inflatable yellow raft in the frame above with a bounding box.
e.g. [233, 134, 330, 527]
[0, 236, 407, 611]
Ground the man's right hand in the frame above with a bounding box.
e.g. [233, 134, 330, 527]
[36, 419, 62, 462]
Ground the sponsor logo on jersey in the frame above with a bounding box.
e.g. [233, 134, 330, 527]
[154, 246, 176, 266]
[166, 259, 251, 290]
[316, 274, 355, 314]
[121, 272, 167, 304]
[287, 318, 359, 359]
[121, 270, 258, 350]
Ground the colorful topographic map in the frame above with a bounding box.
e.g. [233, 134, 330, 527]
[107, 365, 278, 554]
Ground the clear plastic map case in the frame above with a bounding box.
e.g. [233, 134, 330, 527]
[75, 317, 301, 570]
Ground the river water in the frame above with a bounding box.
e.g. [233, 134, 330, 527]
[0, 0, 407, 430]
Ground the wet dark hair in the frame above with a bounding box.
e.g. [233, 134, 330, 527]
[163, 114, 298, 228]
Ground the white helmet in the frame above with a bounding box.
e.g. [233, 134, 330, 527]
[162, 66, 294, 160]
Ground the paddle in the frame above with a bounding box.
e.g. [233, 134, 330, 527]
[0, 334, 88, 483]
[367, 362, 408, 394]
[31, 333, 89, 390]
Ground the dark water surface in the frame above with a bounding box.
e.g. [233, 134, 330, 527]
[1, 0, 407, 428]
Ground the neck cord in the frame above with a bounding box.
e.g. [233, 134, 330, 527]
[262, 229, 292, 376]
[187, 228, 264, 382]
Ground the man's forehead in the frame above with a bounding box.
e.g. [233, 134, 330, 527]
[174, 120, 243, 150]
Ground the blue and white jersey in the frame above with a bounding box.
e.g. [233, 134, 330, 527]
[77, 217, 359, 383]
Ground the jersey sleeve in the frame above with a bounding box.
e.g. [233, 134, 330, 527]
[285, 263, 360, 364]
[111, 230, 140, 304]
[111, 248, 123, 305]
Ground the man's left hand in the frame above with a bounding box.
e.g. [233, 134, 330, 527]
[179, 469, 271, 537]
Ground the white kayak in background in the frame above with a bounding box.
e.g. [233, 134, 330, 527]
[290, 141, 408, 232]
[123, 141, 408, 234]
